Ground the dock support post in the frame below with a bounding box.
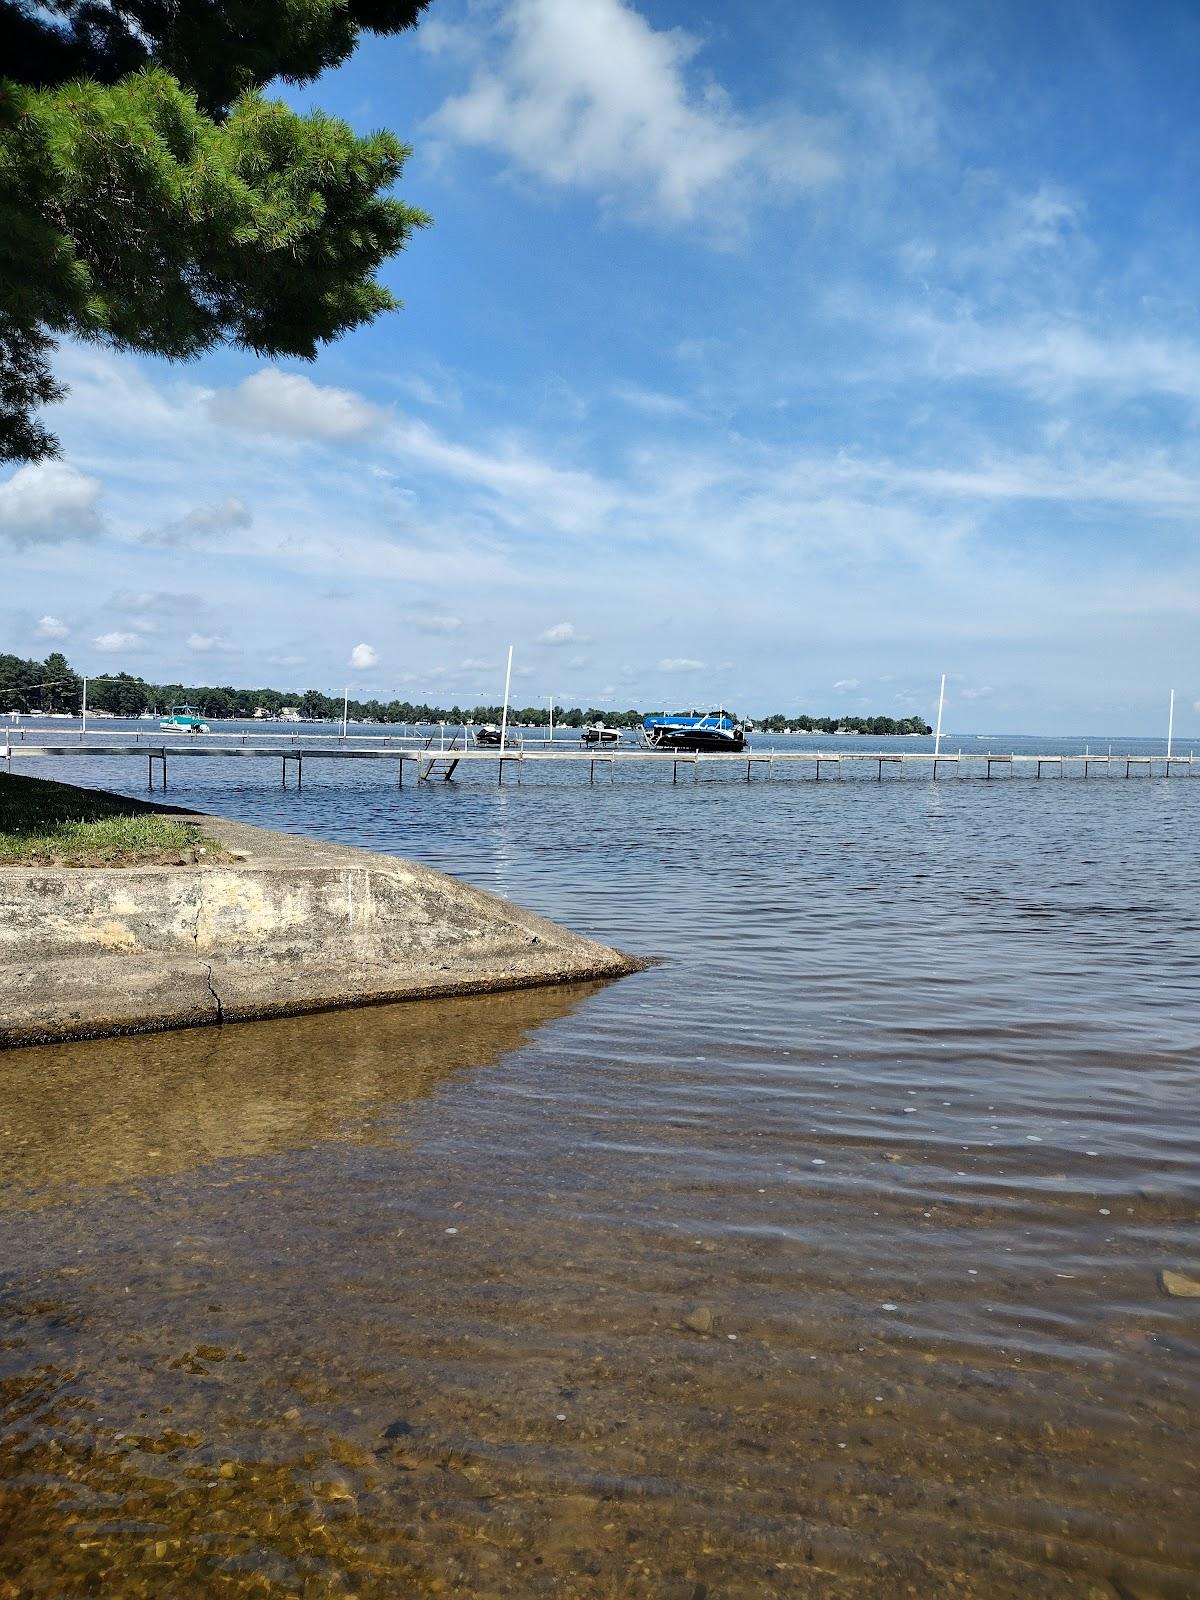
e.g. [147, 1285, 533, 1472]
[1126, 759, 1131, 778]
[815, 758, 820, 781]
[878, 757, 883, 782]
[672, 760, 678, 784]
[397, 758, 404, 788]
[297, 754, 303, 791]
[590, 759, 595, 784]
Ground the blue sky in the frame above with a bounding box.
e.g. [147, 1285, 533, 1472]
[3, 0, 1197, 733]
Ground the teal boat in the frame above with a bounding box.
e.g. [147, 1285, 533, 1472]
[160, 704, 209, 733]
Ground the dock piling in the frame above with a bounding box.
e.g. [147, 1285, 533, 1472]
[10, 740, 1199, 793]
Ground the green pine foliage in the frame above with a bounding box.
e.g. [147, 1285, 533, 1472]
[0, 0, 431, 462]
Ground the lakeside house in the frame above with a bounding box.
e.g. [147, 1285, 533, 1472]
[252, 705, 303, 722]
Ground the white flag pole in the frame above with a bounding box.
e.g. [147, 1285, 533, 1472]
[933, 673, 946, 759]
[499, 645, 514, 754]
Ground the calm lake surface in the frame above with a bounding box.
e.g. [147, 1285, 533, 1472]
[2, 731, 1198, 1597]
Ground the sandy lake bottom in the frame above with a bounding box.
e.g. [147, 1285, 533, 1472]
[1, 751, 1197, 1597]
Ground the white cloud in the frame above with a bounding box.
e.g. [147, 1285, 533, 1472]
[0, 461, 103, 546]
[386, 413, 615, 534]
[209, 370, 377, 440]
[410, 614, 464, 634]
[93, 631, 139, 651]
[186, 632, 235, 654]
[397, 667, 452, 686]
[140, 496, 251, 548]
[424, 0, 838, 225]
[612, 381, 696, 417]
[460, 657, 493, 672]
[658, 657, 706, 672]
[901, 309, 1200, 405]
[102, 590, 204, 640]
[35, 615, 69, 639]
[539, 621, 578, 644]
[833, 677, 860, 691]
[391, 366, 463, 411]
[897, 183, 1086, 290]
[994, 184, 1082, 261]
[959, 686, 995, 701]
[837, 62, 941, 168]
[349, 643, 379, 670]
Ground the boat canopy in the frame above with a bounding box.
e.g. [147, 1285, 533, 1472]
[642, 710, 739, 731]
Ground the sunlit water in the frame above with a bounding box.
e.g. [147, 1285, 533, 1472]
[2, 731, 1198, 1597]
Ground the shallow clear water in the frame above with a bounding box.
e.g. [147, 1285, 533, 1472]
[2, 742, 1198, 1597]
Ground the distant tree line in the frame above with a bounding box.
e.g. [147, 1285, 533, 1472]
[0, 654, 931, 734]
[755, 713, 932, 735]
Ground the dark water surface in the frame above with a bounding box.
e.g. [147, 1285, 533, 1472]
[2, 750, 1198, 1597]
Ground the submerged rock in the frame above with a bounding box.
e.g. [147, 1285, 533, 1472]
[1158, 1269, 1200, 1298]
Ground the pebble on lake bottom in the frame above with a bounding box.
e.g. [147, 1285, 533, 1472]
[1158, 1268, 1200, 1298]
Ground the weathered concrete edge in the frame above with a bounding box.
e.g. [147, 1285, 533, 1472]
[0, 957, 652, 1051]
[0, 784, 652, 1050]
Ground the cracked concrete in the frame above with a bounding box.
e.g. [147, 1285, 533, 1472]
[201, 962, 224, 1024]
[1, 791, 644, 1049]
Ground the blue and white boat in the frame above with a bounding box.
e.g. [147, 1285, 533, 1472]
[160, 703, 209, 733]
[641, 709, 746, 752]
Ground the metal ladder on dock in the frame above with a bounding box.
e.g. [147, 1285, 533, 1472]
[416, 730, 462, 782]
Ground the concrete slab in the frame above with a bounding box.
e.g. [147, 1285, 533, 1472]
[0, 805, 643, 1049]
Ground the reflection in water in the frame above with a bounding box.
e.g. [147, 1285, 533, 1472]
[0, 984, 605, 1204]
[2, 768, 1199, 1596]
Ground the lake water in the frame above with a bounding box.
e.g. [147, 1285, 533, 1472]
[2, 728, 1198, 1597]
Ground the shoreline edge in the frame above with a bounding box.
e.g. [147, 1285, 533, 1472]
[1, 786, 647, 1050]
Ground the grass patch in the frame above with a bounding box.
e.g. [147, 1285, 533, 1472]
[0, 773, 226, 867]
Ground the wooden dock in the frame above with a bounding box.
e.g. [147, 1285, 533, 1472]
[3, 730, 1197, 789]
